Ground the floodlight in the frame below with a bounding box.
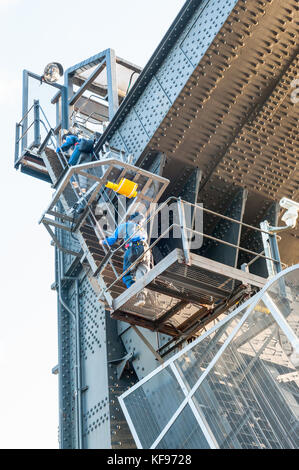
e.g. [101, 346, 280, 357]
[280, 197, 299, 229]
[268, 197, 299, 232]
[42, 62, 64, 84]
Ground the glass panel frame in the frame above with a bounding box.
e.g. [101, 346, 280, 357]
[119, 265, 299, 449]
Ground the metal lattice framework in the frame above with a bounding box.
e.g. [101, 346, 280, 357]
[13, 0, 299, 450]
[96, 0, 299, 266]
[119, 264, 299, 449]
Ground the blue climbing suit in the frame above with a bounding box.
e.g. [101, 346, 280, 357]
[56, 135, 81, 165]
[102, 221, 149, 288]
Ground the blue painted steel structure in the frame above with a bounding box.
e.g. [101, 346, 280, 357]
[95, 0, 239, 161]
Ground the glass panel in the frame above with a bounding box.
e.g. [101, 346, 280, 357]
[191, 296, 299, 449]
[175, 309, 248, 391]
[122, 366, 185, 449]
[156, 404, 210, 449]
[120, 266, 299, 449]
[265, 268, 299, 334]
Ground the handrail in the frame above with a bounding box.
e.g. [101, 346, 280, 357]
[111, 196, 277, 256]
[16, 102, 71, 169]
[15, 102, 92, 204]
[39, 105, 56, 133]
[71, 92, 109, 126]
[39, 128, 55, 153]
[175, 198, 275, 236]
[102, 198, 283, 293]
[105, 221, 283, 293]
[15, 121, 35, 145]
[17, 103, 35, 126]
[182, 225, 284, 266]
[93, 196, 178, 277]
[75, 110, 108, 125]
[109, 196, 177, 256]
[97, 195, 280, 283]
[38, 120, 69, 168]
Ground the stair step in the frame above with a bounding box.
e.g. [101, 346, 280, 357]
[88, 246, 123, 265]
[42, 147, 65, 183]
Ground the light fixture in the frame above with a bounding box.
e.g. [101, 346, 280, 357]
[268, 197, 299, 233]
[42, 62, 64, 84]
[280, 197, 299, 229]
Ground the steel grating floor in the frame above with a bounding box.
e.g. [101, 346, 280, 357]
[111, 248, 266, 335]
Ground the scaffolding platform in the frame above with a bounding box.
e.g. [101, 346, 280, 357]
[39, 153, 171, 290]
[40, 156, 169, 223]
[38, 147, 279, 338]
[15, 147, 52, 183]
[109, 248, 267, 336]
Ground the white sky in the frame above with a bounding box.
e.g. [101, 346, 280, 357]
[0, 0, 185, 449]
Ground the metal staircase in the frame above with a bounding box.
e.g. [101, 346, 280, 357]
[12, 0, 299, 448]
[14, 98, 281, 340]
[13, 62, 281, 342]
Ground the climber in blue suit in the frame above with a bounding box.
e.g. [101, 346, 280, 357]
[56, 132, 81, 165]
[101, 212, 151, 306]
[56, 131, 96, 216]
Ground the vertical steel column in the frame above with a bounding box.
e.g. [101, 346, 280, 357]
[178, 198, 191, 265]
[33, 100, 41, 147]
[233, 189, 248, 269]
[260, 221, 281, 276]
[64, 69, 73, 130]
[57, 226, 83, 448]
[22, 70, 29, 151]
[55, 98, 61, 132]
[75, 279, 83, 449]
[62, 86, 68, 130]
[106, 49, 119, 120]
[269, 231, 282, 274]
[55, 245, 64, 448]
[15, 123, 21, 164]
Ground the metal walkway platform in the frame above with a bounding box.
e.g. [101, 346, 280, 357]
[110, 248, 267, 336]
[39, 154, 169, 242]
[37, 142, 281, 338]
[12, 0, 299, 450]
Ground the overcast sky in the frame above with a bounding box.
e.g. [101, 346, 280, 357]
[0, 0, 185, 449]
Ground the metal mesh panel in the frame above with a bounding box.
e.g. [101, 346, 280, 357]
[166, 262, 235, 296]
[119, 266, 299, 449]
[174, 313, 243, 391]
[266, 269, 299, 334]
[191, 302, 299, 449]
[122, 366, 185, 448]
[156, 404, 209, 450]
[120, 292, 179, 321]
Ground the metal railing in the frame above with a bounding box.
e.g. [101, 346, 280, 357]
[70, 93, 109, 129]
[15, 101, 37, 164]
[15, 100, 70, 168]
[15, 100, 100, 199]
[98, 197, 284, 296]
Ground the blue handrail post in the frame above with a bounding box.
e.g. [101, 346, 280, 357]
[33, 99, 41, 147]
[15, 122, 21, 165]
